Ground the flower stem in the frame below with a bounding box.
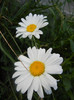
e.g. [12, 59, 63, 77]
[31, 37, 34, 47]
[2, 16, 12, 24]
[0, 31, 29, 71]
[52, 91, 56, 100]
[32, 36, 38, 48]
[1, 23, 22, 54]
[0, 31, 18, 57]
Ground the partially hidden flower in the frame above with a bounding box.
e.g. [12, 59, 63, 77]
[16, 13, 48, 39]
[12, 47, 63, 100]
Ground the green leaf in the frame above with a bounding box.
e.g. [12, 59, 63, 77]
[49, 8, 55, 17]
[68, 90, 74, 100]
[12, 0, 33, 21]
[63, 78, 71, 91]
[70, 39, 74, 52]
[67, 0, 71, 2]
[0, 41, 15, 63]
[1, 23, 22, 54]
[1, 66, 13, 71]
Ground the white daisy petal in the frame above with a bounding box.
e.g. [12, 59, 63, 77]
[21, 75, 33, 94]
[44, 88, 52, 94]
[40, 74, 52, 94]
[16, 27, 26, 33]
[40, 22, 49, 28]
[18, 55, 31, 63]
[46, 55, 63, 66]
[46, 65, 63, 74]
[14, 66, 25, 71]
[18, 22, 26, 27]
[14, 61, 25, 68]
[37, 82, 44, 98]
[27, 47, 36, 61]
[45, 54, 60, 65]
[32, 77, 40, 92]
[27, 84, 34, 100]
[38, 48, 45, 61]
[38, 30, 43, 34]
[44, 16, 47, 18]
[45, 73, 58, 90]
[34, 34, 40, 39]
[31, 46, 38, 60]
[28, 35, 32, 39]
[21, 18, 28, 26]
[16, 74, 33, 92]
[40, 75, 50, 90]
[52, 57, 63, 65]
[32, 29, 43, 35]
[43, 48, 52, 62]
[16, 33, 23, 37]
[12, 71, 24, 78]
[15, 72, 30, 84]
[12, 47, 63, 100]
[16, 13, 48, 39]
[29, 13, 32, 17]
[14, 61, 29, 70]
[21, 34, 27, 38]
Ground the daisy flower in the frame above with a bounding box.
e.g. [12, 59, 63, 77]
[12, 47, 63, 100]
[16, 13, 48, 39]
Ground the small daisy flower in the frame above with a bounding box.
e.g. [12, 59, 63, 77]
[16, 13, 48, 39]
[12, 47, 63, 100]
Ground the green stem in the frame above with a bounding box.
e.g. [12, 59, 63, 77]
[55, 6, 64, 27]
[62, 53, 74, 66]
[2, 16, 12, 24]
[1, 23, 22, 54]
[31, 37, 34, 47]
[32, 36, 38, 48]
[52, 91, 56, 100]
[0, 41, 15, 63]
[19, 93, 23, 100]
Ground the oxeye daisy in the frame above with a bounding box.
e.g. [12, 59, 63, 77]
[12, 47, 63, 100]
[16, 13, 48, 39]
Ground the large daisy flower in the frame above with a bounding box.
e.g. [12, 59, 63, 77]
[12, 47, 63, 100]
[16, 13, 48, 39]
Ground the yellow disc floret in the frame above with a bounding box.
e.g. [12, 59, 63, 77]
[27, 24, 37, 32]
[29, 61, 45, 76]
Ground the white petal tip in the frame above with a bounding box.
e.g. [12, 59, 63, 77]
[12, 74, 15, 78]
[18, 55, 23, 60]
[54, 86, 58, 90]
[59, 68, 63, 74]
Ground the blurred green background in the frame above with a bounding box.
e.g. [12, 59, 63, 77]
[0, 0, 74, 100]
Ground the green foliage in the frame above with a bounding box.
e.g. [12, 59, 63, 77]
[70, 39, 74, 52]
[0, 0, 74, 100]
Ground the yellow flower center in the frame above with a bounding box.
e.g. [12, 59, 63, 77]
[27, 24, 37, 32]
[29, 61, 45, 76]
